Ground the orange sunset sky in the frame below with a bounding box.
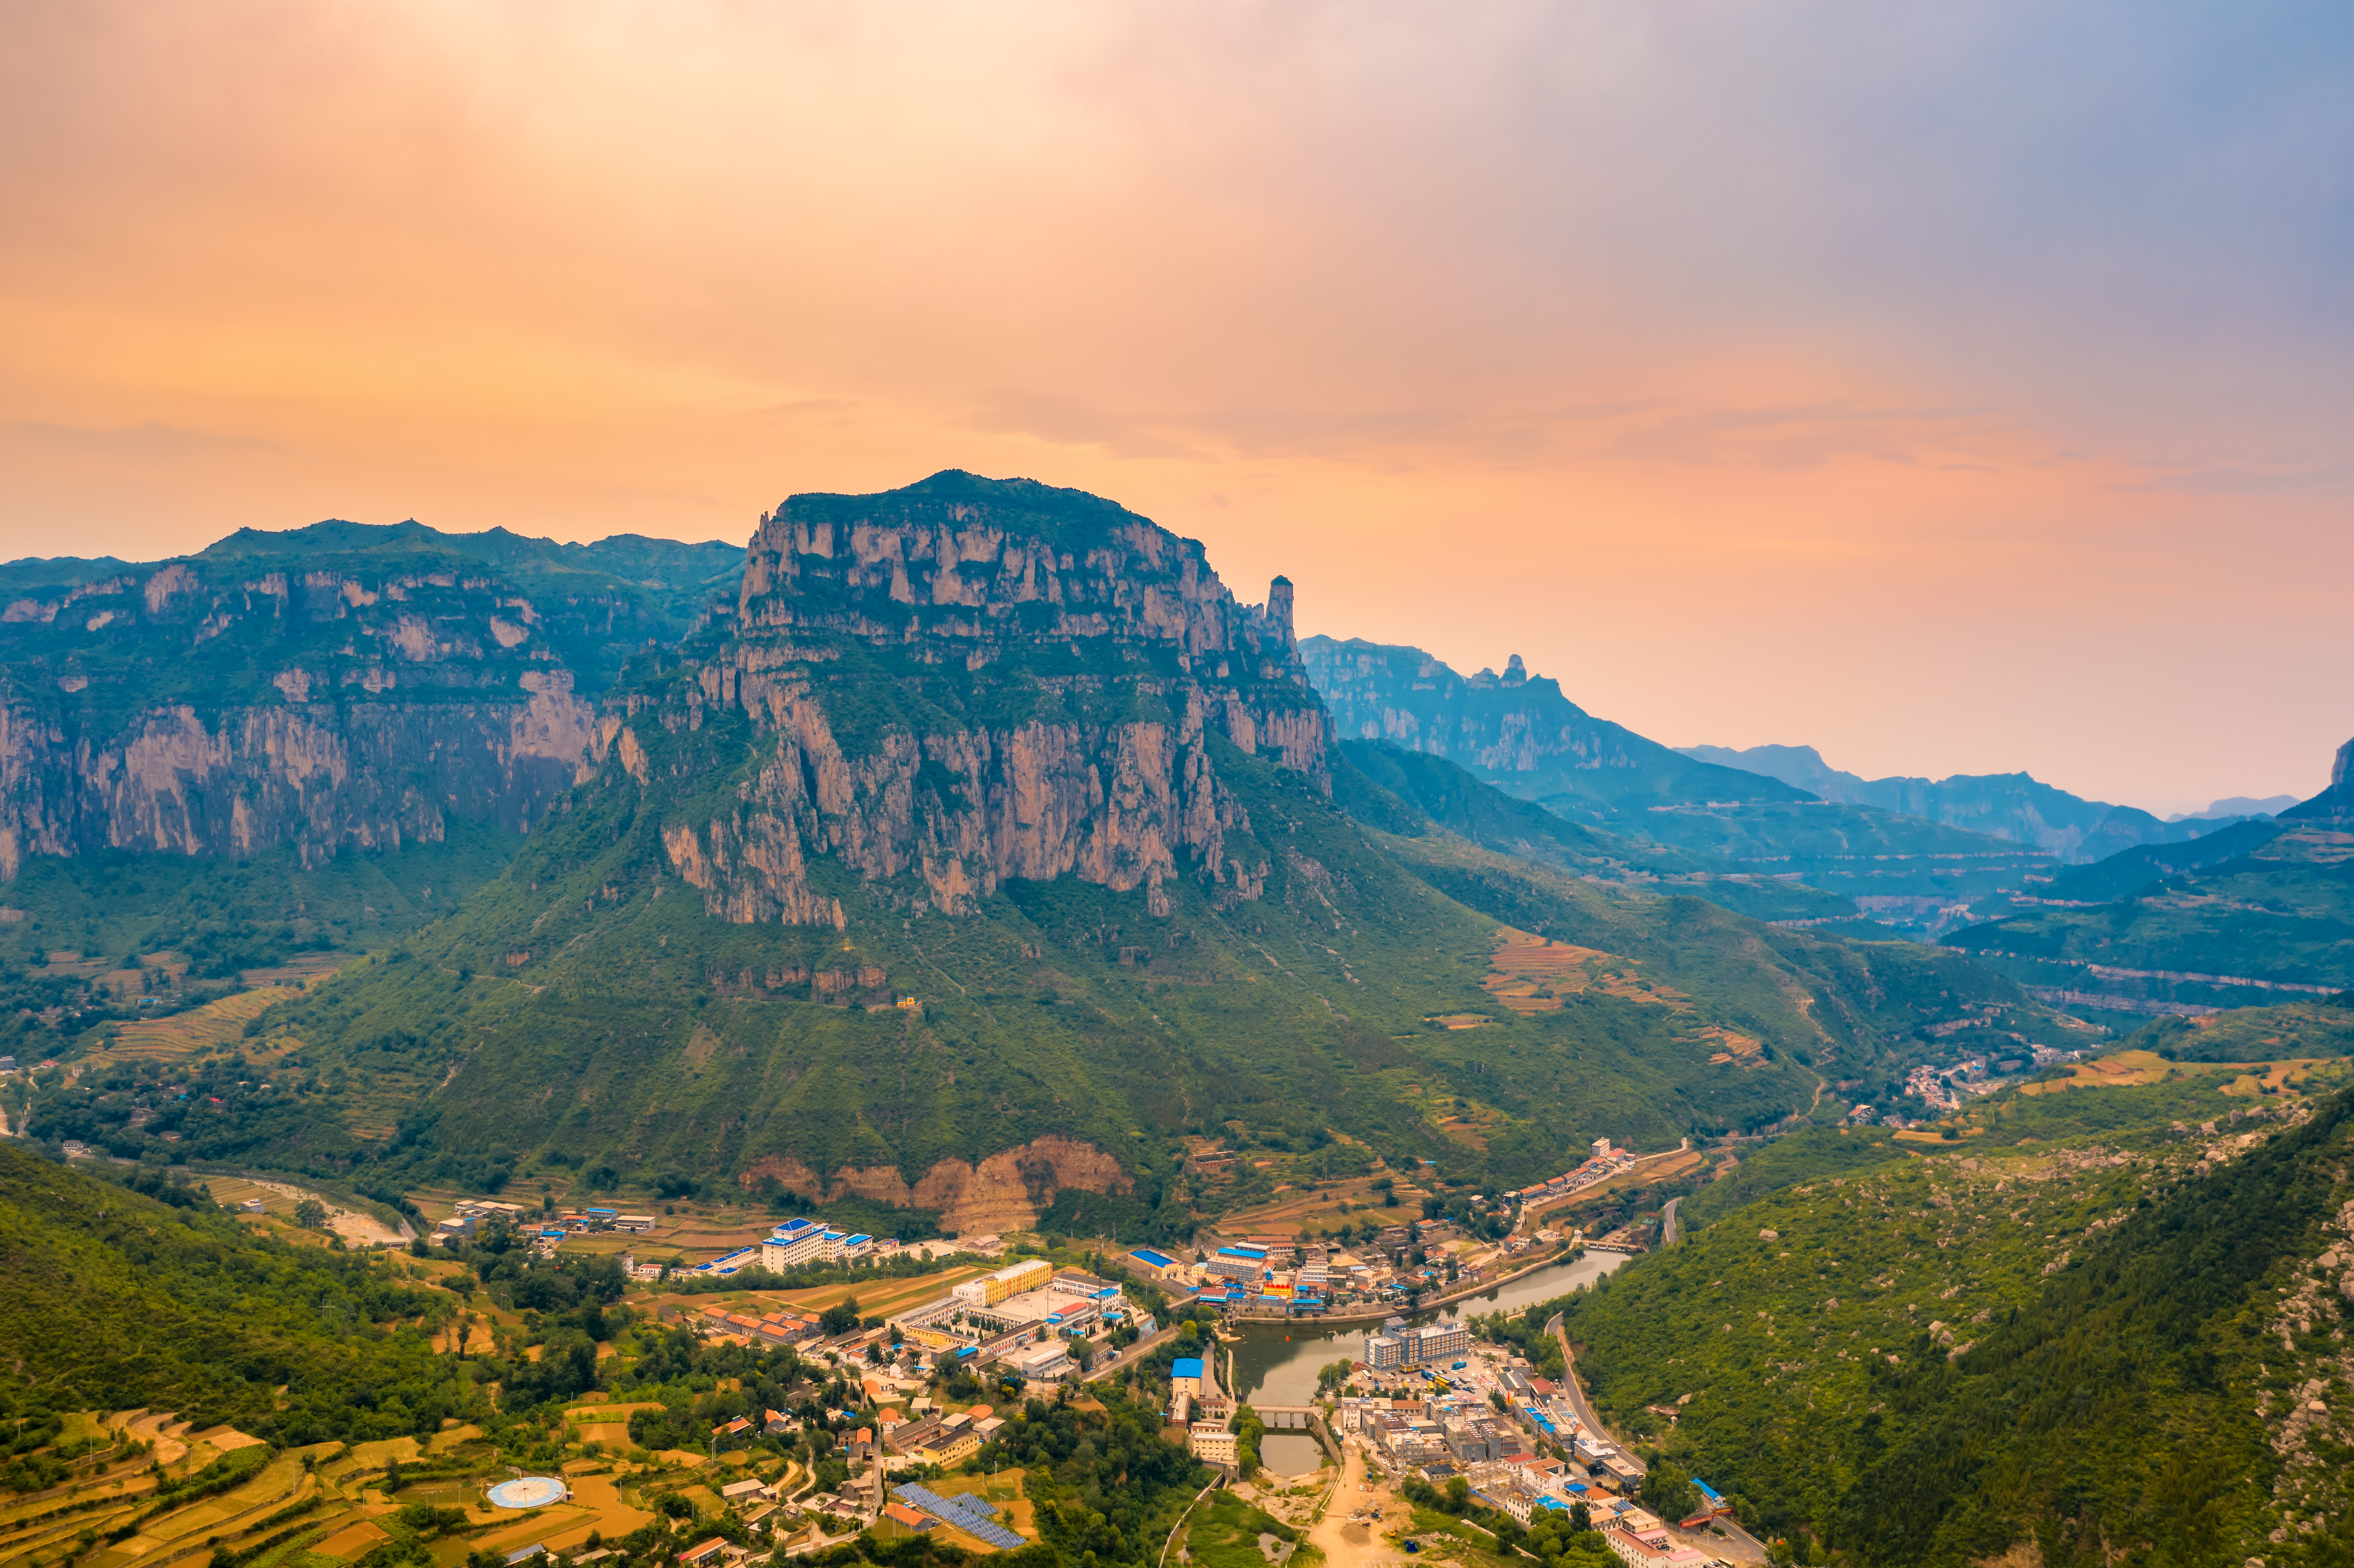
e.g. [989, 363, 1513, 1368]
[3, 3, 2349, 814]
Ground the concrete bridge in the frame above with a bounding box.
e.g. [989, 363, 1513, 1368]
[1250, 1405, 1341, 1465]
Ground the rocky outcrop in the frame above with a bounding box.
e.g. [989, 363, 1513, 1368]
[738, 1134, 1132, 1233]
[2279, 736, 2354, 825]
[0, 524, 732, 874]
[657, 472, 1325, 921]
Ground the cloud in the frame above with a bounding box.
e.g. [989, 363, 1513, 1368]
[2117, 460, 2354, 497]
[0, 0, 2351, 806]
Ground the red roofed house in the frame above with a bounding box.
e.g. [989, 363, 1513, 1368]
[883, 1503, 937, 1533]
[848, 1427, 876, 1461]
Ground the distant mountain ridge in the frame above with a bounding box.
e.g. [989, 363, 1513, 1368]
[2170, 793, 2298, 821]
[1945, 734, 2354, 1017]
[0, 520, 742, 873]
[1676, 740, 2252, 862]
[1301, 638, 1808, 819]
[1300, 638, 2052, 938]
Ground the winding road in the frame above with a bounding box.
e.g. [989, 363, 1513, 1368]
[1660, 1196, 1682, 1248]
[1546, 1312, 1767, 1563]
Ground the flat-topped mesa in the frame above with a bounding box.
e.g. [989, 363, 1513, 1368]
[738, 470, 1300, 678]
[654, 472, 1329, 924]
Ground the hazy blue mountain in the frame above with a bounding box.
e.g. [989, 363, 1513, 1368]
[1677, 741, 2250, 862]
[1947, 737, 2354, 1017]
[1302, 638, 1809, 818]
[1302, 639, 2049, 938]
[2170, 793, 2298, 821]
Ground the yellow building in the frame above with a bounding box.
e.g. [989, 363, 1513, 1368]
[987, 1258, 1053, 1304]
[915, 1428, 981, 1467]
[1189, 1422, 1238, 1467]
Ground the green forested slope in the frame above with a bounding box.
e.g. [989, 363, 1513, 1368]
[1337, 740, 1857, 924]
[1548, 1070, 2354, 1565]
[2118, 998, 2354, 1063]
[0, 1143, 470, 1444]
[1949, 816, 2354, 1009]
[1563, 1135, 2169, 1535]
[56, 684, 2074, 1231]
[1364, 824, 2092, 1123]
[1673, 1125, 1909, 1230]
[1836, 1085, 2354, 1567]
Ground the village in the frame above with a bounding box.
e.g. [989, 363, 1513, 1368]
[609, 1226, 1751, 1568]
[0, 1132, 1729, 1568]
[1322, 1325, 1745, 1568]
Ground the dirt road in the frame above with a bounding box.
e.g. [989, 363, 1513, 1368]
[1306, 1444, 1414, 1568]
[245, 1178, 409, 1246]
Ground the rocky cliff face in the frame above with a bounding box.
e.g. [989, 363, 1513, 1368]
[741, 1135, 1132, 1235]
[652, 471, 1325, 923]
[1300, 634, 1801, 817]
[0, 523, 738, 876]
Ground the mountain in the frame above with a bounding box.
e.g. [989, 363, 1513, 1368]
[1334, 740, 1859, 925]
[1302, 640, 1811, 818]
[2114, 995, 2354, 1064]
[1676, 741, 2247, 862]
[0, 473, 2091, 1236]
[2172, 793, 2300, 822]
[0, 1141, 470, 1445]
[0, 520, 743, 875]
[1943, 737, 2354, 1020]
[1831, 1083, 2354, 1566]
[1300, 641, 2051, 938]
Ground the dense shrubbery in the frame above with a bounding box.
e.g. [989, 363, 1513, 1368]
[980, 1393, 1211, 1565]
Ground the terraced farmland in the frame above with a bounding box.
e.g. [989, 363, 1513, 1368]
[107, 989, 299, 1063]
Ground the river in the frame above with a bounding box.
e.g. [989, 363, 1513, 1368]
[1223, 1250, 1630, 1409]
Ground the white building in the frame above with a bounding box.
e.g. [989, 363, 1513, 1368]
[1016, 1342, 1073, 1382]
[762, 1218, 831, 1271]
[1403, 1320, 1470, 1366]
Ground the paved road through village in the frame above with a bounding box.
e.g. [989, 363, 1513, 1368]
[1547, 1312, 1768, 1564]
